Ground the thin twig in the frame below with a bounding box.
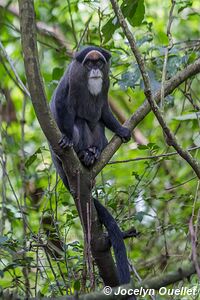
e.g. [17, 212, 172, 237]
[67, 0, 78, 47]
[160, 0, 176, 111]
[0, 40, 30, 97]
[165, 176, 196, 191]
[44, 248, 64, 295]
[0, 151, 6, 235]
[108, 146, 200, 165]
[0, 54, 28, 95]
[20, 96, 31, 297]
[98, 7, 103, 45]
[76, 16, 92, 51]
[0, 159, 33, 233]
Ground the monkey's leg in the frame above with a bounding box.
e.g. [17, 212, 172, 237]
[88, 122, 108, 161]
[73, 118, 97, 166]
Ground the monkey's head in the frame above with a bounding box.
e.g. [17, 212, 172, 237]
[75, 46, 111, 96]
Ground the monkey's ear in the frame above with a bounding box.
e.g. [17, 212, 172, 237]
[75, 46, 111, 63]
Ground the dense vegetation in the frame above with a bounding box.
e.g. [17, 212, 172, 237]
[0, 0, 200, 299]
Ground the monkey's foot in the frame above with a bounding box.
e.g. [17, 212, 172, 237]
[79, 148, 99, 167]
[59, 135, 73, 148]
[88, 146, 100, 160]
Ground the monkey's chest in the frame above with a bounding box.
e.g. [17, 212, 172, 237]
[76, 99, 102, 124]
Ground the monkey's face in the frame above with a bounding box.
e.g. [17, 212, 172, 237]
[82, 50, 108, 96]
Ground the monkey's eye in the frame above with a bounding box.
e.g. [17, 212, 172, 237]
[96, 60, 104, 69]
[85, 60, 94, 69]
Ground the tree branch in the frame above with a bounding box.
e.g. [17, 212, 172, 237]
[17, 0, 200, 291]
[0, 40, 30, 97]
[92, 57, 200, 176]
[109, 0, 200, 178]
[18, 0, 120, 288]
[109, 98, 148, 145]
[108, 146, 200, 165]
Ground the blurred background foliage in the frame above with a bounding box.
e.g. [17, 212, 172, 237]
[0, 0, 200, 298]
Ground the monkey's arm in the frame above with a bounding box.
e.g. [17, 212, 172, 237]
[101, 102, 131, 142]
[51, 75, 75, 148]
[56, 104, 75, 148]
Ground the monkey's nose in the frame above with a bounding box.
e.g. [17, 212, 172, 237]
[93, 69, 99, 76]
[91, 69, 101, 78]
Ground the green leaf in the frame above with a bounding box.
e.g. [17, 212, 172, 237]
[178, 0, 192, 13]
[52, 67, 64, 80]
[122, 0, 138, 18]
[135, 211, 147, 222]
[25, 146, 44, 168]
[132, 171, 141, 181]
[138, 143, 160, 151]
[122, 0, 145, 27]
[166, 55, 184, 77]
[138, 144, 148, 150]
[137, 34, 153, 47]
[128, 0, 145, 27]
[3, 263, 18, 272]
[102, 18, 119, 43]
[74, 280, 81, 291]
[147, 143, 160, 151]
[25, 153, 37, 168]
[118, 70, 140, 90]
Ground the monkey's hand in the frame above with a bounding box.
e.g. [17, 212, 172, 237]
[59, 135, 73, 148]
[117, 127, 131, 143]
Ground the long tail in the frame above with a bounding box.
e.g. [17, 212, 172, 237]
[50, 153, 132, 287]
[93, 198, 130, 284]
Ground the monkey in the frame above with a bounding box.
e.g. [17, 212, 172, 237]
[50, 46, 133, 289]
[50, 45, 131, 167]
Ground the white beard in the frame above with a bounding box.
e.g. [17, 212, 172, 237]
[88, 77, 103, 96]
